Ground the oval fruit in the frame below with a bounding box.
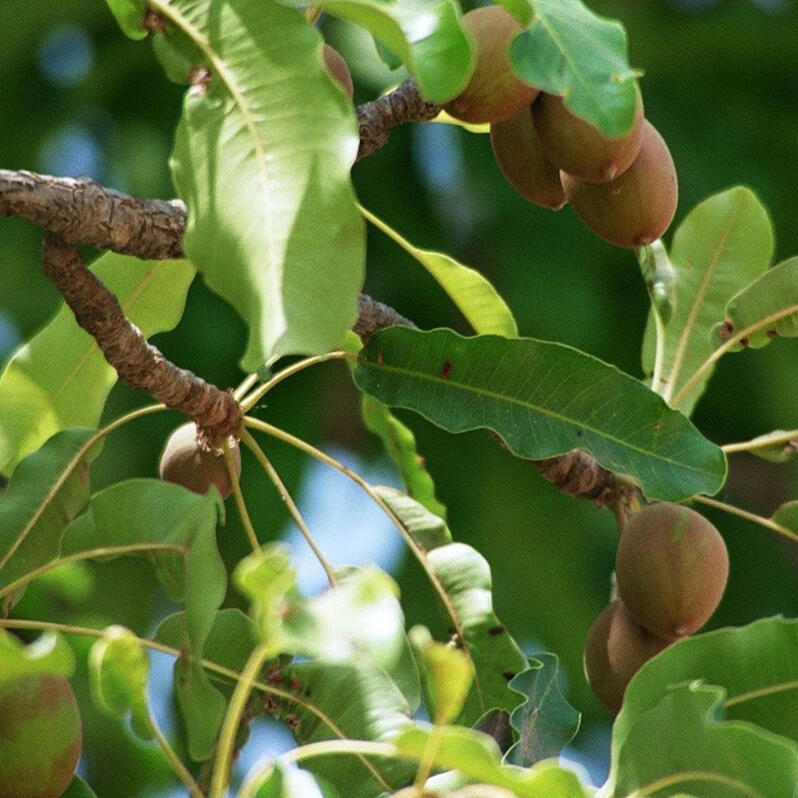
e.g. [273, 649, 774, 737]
[561, 120, 678, 248]
[0, 673, 82, 798]
[322, 44, 354, 99]
[159, 423, 241, 500]
[444, 6, 539, 124]
[533, 86, 644, 183]
[490, 107, 566, 209]
[583, 601, 671, 714]
[616, 503, 729, 639]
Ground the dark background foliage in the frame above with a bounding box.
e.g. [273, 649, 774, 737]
[1, 0, 797, 793]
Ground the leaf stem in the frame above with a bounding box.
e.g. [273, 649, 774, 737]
[210, 643, 270, 798]
[240, 428, 337, 588]
[722, 429, 798, 455]
[233, 373, 259, 402]
[148, 706, 205, 798]
[224, 438, 259, 552]
[411, 725, 442, 796]
[629, 769, 763, 798]
[693, 495, 798, 544]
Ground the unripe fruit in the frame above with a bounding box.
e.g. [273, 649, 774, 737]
[583, 601, 671, 714]
[532, 86, 644, 183]
[444, 6, 539, 124]
[159, 423, 241, 500]
[0, 673, 82, 798]
[322, 44, 354, 99]
[616, 503, 729, 639]
[490, 107, 566, 210]
[561, 120, 678, 248]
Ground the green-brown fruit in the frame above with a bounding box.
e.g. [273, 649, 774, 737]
[616, 503, 729, 639]
[322, 44, 354, 99]
[561, 120, 678, 248]
[444, 6, 539, 124]
[490, 107, 566, 209]
[583, 601, 671, 714]
[159, 423, 241, 500]
[0, 673, 82, 798]
[533, 86, 644, 183]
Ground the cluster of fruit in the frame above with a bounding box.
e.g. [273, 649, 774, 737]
[444, 6, 678, 249]
[583, 503, 729, 713]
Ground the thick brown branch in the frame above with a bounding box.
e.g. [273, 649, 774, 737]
[42, 236, 241, 438]
[357, 80, 441, 161]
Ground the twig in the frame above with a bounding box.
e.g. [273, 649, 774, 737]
[41, 235, 241, 437]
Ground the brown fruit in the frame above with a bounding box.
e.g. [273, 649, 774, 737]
[322, 44, 354, 99]
[0, 673, 82, 798]
[159, 423, 241, 500]
[444, 6, 539, 124]
[583, 601, 671, 714]
[490, 107, 566, 209]
[561, 120, 678, 248]
[616, 503, 729, 639]
[533, 86, 644, 183]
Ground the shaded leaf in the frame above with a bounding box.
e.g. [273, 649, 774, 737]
[356, 327, 727, 501]
[0, 428, 101, 612]
[643, 187, 774, 413]
[62, 776, 99, 798]
[161, 0, 364, 368]
[732, 431, 798, 464]
[607, 683, 798, 798]
[0, 255, 193, 474]
[0, 630, 75, 682]
[394, 724, 587, 797]
[711, 256, 798, 350]
[506, 654, 580, 766]
[106, 0, 148, 39]
[280, 0, 473, 102]
[89, 625, 152, 739]
[375, 485, 452, 550]
[361, 395, 447, 519]
[362, 207, 518, 337]
[508, 0, 640, 137]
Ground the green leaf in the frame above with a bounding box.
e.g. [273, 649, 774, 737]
[411, 625, 474, 725]
[644, 187, 774, 414]
[394, 724, 587, 797]
[0, 428, 102, 613]
[281, 0, 473, 102]
[355, 327, 727, 502]
[506, 654, 580, 766]
[89, 625, 153, 739]
[614, 618, 798, 758]
[362, 207, 518, 337]
[507, 0, 640, 138]
[0, 255, 194, 474]
[61, 478, 225, 758]
[0, 630, 75, 682]
[375, 486, 452, 550]
[253, 763, 336, 798]
[711, 256, 798, 351]
[731, 431, 798, 464]
[160, 0, 364, 369]
[606, 682, 798, 798]
[106, 0, 149, 39]
[361, 395, 447, 519]
[62, 776, 99, 798]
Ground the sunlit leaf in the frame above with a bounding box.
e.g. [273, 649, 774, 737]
[507, 0, 640, 137]
[506, 654, 580, 766]
[731, 431, 798, 464]
[0, 428, 101, 612]
[89, 625, 152, 739]
[607, 682, 798, 798]
[643, 187, 774, 413]
[252, 763, 336, 798]
[158, 0, 364, 368]
[711, 256, 798, 351]
[0, 255, 193, 474]
[356, 327, 727, 501]
[0, 630, 75, 682]
[376, 486, 452, 550]
[106, 0, 148, 39]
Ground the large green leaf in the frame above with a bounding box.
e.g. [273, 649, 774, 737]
[507, 0, 640, 138]
[643, 187, 774, 414]
[279, 0, 473, 102]
[159, 0, 364, 369]
[614, 618, 798, 761]
[106, 0, 148, 39]
[711, 256, 798, 350]
[0, 428, 101, 612]
[356, 327, 726, 501]
[62, 777, 99, 798]
[361, 207, 518, 337]
[0, 630, 75, 682]
[61, 479, 225, 759]
[606, 683, 798, 798]
[252, 763, 337, 798]
[0, 255, 194, 475]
